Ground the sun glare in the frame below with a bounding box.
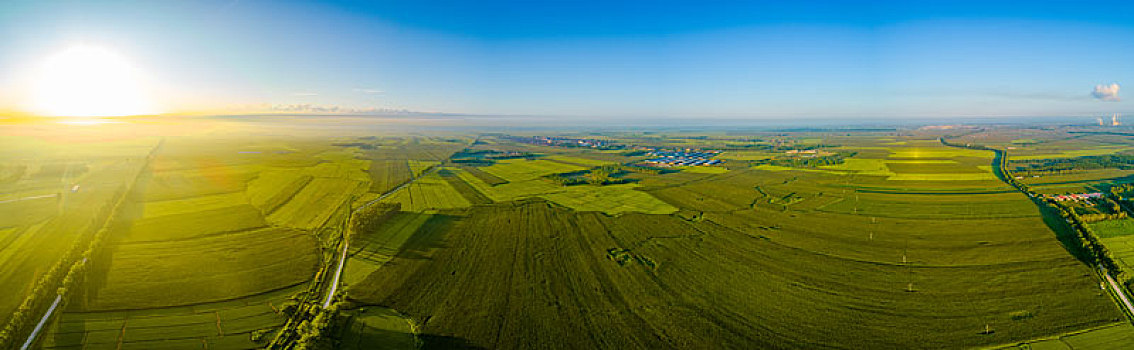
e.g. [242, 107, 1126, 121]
[31, 46, 157, 117]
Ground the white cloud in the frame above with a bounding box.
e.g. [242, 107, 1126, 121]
[1092, 83, 1120, 101]
[291, 92, 319, 97]
[353, 88, 385, 94]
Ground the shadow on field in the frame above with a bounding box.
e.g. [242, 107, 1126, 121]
[1034, 199, 1095, 265]
[419, 334, 487, 350]
[391, 214, 461, 261]
[992, 147, 1095, 265]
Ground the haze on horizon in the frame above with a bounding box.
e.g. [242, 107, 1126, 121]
[0, 0, 1132, 119]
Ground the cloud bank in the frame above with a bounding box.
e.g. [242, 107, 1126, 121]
[1092, 83, 1120, 101]
[267, 103, 420, 115]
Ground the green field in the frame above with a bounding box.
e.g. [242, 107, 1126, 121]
[349, 198, 1116, 349]
[453, 164, 677, 215]
[4, 122, 1132, 350]
[379, 172, 471, 212]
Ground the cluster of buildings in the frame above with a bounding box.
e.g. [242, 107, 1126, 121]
[644, 150, 723, 167]
[1046, 192, 1105, 201]
[509, 136, 612, 148]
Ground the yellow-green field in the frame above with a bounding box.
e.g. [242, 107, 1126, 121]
[452, 164, 677, 215]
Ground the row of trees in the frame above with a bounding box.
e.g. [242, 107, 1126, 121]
[1050, 200, 1129, 282]
[351, 203, 401, 235]
[272, 297, 342, 350]
[268, 202, 353, 349]
[756, 153, 848, 168]
[1110, 183, 1134, 198]
[545, 164, 659, 186]
[0, 141, 160, 349]
[269, 197, 399, 349]
[940, 137, 1132, 287]
[1011, 153, 1134, 175]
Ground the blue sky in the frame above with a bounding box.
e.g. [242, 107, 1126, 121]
[1, 0, 1131, 119]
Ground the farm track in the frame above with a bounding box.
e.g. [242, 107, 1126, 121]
[1102, 267, 1134, 317]
[0, 193, 58, 204]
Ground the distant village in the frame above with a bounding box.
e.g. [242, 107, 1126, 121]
[643, 151, 723, 167]
[1045, 193, 1105, 201]
[503, 135, 727, 167]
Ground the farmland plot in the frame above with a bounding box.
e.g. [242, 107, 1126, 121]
[89, 227, 319, 310]
[267, 177, 366, 230]
[351, 201, 1117, 349]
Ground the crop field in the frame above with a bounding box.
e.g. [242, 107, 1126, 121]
[1098, 220, 1134, 280]
[6, 121, 1133, 350]
[343, 212, 435, 287]
[543, 155, 618, 167]
[41, 285, 301, 350]
[1019, 168, 1134, 194]
[267, 177, 366, 230]
[336, 133, 1130, 349]
[89, 227, 318, 310]
[458, 165, 508, 185]
[349, 198, 1117, 349]
[480, 158, 588, 181]
[351, 136, 469, 193]
[246, 170, 312, 214]
[0, 131, 157, 321]
[1, 128, 398, 349]
[1092, 219, 1134, 239]
[437, 169, 493, 205]
[1005, 323, 1134, 350]
[143, 165, 261, 202]
[379, 172, 471, 212]
[454, 162, 677, 215]
[407, 160, 439, 177]
[366, 160, 413, 194]
[336, 308, 416, 350]
[1012, 146, 1134, 160]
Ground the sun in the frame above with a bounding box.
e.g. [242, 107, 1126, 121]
[31, 45, 158, 117]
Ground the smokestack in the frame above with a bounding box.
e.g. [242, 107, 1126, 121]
[1098, 117, 1105, 126]
[1114, 114, 1122, 127]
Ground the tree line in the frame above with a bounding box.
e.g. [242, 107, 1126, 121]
[0, 140, 161, 349]
[940, 137, 1132, 288]
[752, 152, 852, 168]
[545, 164, 664, 186]
[1011, 153, 1134, 175]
